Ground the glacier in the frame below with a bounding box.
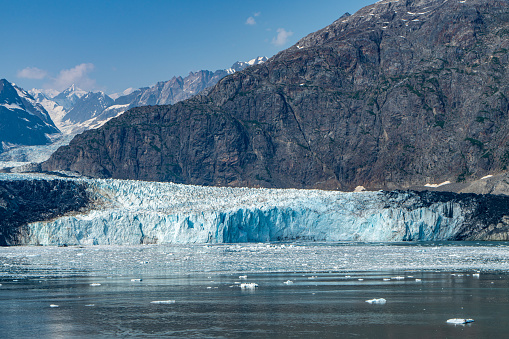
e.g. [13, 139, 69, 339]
[2, 173, 506, 246]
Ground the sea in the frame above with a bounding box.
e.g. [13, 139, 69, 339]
[1, 242, 509, 338]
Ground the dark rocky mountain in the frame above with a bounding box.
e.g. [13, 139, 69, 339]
[43, 0, 509, 191]
[0, 79, 60, 153]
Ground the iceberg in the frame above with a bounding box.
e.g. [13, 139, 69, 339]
[366, 298, 387, 304]
[446, 318, 474, 325]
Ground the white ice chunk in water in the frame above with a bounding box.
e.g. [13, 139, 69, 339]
[131, 279, 142, 282]
[240, 283, 258, 289]
[366, 298, 387, 304]
[283, 280, 294, 285]
[239, 275, 247, 280]
[50, 304, 59, 308]
[392, 276, 405, 280]
[90, 283, 101, 286]
[447, 318, 474, 324]
[151, 300, 176, 304]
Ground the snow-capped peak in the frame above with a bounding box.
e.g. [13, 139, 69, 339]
[226, 56, 268, 74]
[110, 87, 136, 100]
[58, 84, 87, 99]
[247, 56, 268, 66]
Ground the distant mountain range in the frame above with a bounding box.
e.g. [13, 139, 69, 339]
[29, 57, 267, 135]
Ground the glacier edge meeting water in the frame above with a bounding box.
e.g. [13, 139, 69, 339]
[1, 173, 500, 246]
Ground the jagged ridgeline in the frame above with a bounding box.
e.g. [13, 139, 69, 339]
[43, 0, 509, 190]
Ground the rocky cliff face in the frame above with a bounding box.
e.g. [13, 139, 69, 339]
[43, 0, 509, 190]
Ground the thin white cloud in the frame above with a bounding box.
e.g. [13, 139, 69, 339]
[48, 63, 96, 91]
[272, 28, 294, 47]
[246, 16, 256, 25]
[254, 12, 261, 17]
[17, 67, 48, 80]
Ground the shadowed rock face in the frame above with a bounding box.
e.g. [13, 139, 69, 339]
[0, 179, 92, 245]
[43, 0, 509, 190]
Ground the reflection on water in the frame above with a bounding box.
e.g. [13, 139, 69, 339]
[1, 242, 509, 338]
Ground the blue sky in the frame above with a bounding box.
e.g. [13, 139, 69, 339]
[2, 0, 375, 95]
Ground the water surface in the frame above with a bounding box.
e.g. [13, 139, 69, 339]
[1, 242, 508, 338]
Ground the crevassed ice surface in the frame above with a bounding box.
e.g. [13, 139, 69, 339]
[0, 173, 468, 245]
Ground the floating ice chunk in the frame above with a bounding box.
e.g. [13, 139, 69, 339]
[415, 279, 422, 282]
[50, 304, 59, 308]
[131, 279, 142, 282]
[85, 304, 95, 307]
[239, 275, 247, 280]
[473, 273, 480, 278]
[90, 283, 101, 286]
[151, 300, 176, 304]
[358, 278, 364, 281]
[366, 298, 387, 304]
[447, 318, 474, 325]
[283, 280, 294, 285]
[240, 283, 258, 289]
[308, 276, 317, 280]
[383, 278, 391, 281]
[392, 276, 405, 280]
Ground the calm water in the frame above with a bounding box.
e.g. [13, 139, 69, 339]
[1, 242, 509, 338]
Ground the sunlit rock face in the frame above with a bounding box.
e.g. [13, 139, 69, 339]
[2, 175, 509, 246]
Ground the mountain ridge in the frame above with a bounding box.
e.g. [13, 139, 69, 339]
[30, 57, 268, 135]
[0, 79, 60, 153]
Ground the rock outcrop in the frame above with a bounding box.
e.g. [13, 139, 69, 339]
[43, 0, 509, 190]
[0, 178, 93, 245]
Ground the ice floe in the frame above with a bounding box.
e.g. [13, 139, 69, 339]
[446, 318, 474, 325]
[240, 283, 259, 289]
[366, 298, 387, 304]
[151, 300, 176, 304]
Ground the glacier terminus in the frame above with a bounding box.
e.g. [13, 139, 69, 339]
[1, 173, 509, 246]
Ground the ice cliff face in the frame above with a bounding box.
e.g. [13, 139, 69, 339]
[2, 174, 508, 246]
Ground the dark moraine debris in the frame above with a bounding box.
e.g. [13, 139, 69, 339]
[0, 179, 93, 246]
